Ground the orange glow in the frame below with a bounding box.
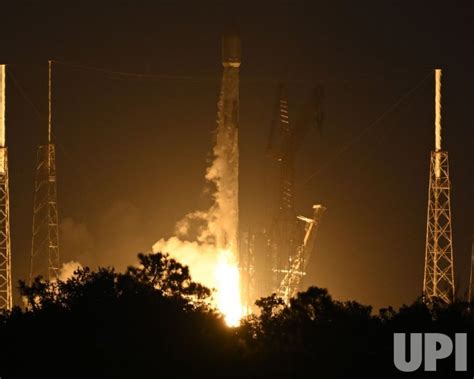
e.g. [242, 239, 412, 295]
[215, 249, 243, 326]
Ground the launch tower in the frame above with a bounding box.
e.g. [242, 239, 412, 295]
[266, 82, 325, 301]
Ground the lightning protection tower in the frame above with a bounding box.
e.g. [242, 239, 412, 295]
[0, 65, 12, 311]
[423, 69, 455, 304]
[29, 61, 60, 283]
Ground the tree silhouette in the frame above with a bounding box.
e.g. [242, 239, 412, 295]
[1, 253, 474, 379]
[0, 252, 238, 379]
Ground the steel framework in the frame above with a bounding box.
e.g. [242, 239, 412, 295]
[276, 205, 325, 303]
[29, 61, 60, 283]
[423, 151, 455, 303]
[267, 83, 296, 291]
[0, 65, 12, 311]
[266, 82, 324, 296]
[0, 148, 12, 311]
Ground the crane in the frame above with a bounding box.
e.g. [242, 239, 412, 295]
[266, 81, 325, 300]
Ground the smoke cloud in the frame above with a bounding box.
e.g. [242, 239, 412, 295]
[59, 260, 83, 281]
[152, 66, 241, 322]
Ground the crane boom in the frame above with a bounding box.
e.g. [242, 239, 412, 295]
[276, 205, 326, 303]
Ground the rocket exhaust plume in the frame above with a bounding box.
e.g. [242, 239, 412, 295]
[153, 30, 243, 326]
[435, 69, 442, 178]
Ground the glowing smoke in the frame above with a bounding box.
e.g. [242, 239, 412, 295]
[59, 260, 83, 281]
[152, 138, 243, 325]
[153, 236, 220, 291]
[153, 66, 242, 326]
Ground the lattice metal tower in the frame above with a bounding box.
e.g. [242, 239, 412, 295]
[423, 69, 455, 304]
[276, 205, 326, 303]
[29, 61, 60, 283]
[0, 65, 12, 311]
[266, 82, 324, 295]
[266, 83, 295, 292]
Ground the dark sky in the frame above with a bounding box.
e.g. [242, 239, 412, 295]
[1, 1, 472, 309]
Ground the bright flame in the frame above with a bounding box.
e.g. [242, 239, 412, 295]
[152, 237, 244, 326]
[215, 249, 243, 326]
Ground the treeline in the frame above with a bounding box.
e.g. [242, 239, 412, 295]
[0, 252, 473, 378]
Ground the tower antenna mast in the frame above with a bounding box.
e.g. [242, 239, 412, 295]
[0, 64, 12, 310]
[29, 60, 60, 283]
[423, 69, 455, 303]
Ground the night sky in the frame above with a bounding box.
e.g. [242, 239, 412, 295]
[0, 1, 472, 310]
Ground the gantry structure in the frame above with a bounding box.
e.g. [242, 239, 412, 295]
[266, 81, 325, 301]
